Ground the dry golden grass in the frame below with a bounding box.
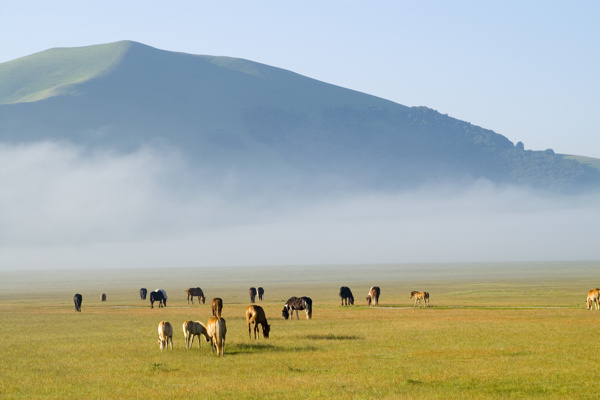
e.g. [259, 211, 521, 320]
[1, 262, 600, 399]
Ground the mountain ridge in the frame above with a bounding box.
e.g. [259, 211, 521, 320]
[1, 41, 598, 193]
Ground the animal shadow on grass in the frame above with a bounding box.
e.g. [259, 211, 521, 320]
[229, 343, 318, 355]
[304, 334, 364, 341]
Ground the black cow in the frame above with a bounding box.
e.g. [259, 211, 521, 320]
[282, 296, 312, 320]
[257, 287, 264, 301]
[140, 288, 147, 300]
[150, 289, 167, 308]
[73, 293, 82, 312]
[249, 287, 257, 303]
[339, 286, 354, 305]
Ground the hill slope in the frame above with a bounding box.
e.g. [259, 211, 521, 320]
[1, 40, 598, 193]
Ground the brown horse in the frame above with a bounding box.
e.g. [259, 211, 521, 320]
[100, 293, 106, 302]
[410, 291, 430, 307]
[257, 287, 264, 301]
[249, 287, 257, 303]
[207, 316, 227, 356]
[185, 287, 206, 304]
[246, 305, 271, 339]
[157, 321, 173, 351]
[366, 287, 380, 306]
[182, 320, 210, 349]
[212, 297, 223, 318]
[587, 288, 600, 310]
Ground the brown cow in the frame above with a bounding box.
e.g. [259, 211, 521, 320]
[246, 305, 271, 339]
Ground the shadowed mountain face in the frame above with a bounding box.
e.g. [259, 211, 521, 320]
[1, 40, 599, 193]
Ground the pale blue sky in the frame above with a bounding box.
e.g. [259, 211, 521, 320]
[1, 0, 599, 158]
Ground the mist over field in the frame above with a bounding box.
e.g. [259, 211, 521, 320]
[2, 141, 599, 270]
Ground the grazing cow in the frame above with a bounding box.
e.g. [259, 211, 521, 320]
[366, 287, 380, 306]
[140, 288, 147, 300]
[339, 286, 354, 305]
[207, 316, 227, 356]
[410, 291, 430, 308]
[246, 305, 271, 339]
[150, 289, 167, 308]
[182, 320, 210, 349]
[157, 321, 173, 351]
[282, 296, 312, 320]
[73, 293, 82, 312]
[211, 297, 223, 318]
[101, 293, 106, 302]
[257, 287, 264, 301]
[587, 288, 600, 310]
[185, 287, 206, 305]
[249, 287, 257, 303]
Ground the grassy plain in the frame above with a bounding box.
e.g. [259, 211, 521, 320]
[1, 262, 600, 399]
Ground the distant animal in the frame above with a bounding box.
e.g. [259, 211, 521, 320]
[182, 320, 210, 349]
[282, 296, 312, 320]
[73, 293, 82, 312]
[140, 288, 147, 300]
[211, 297, 223, 318]
[339, 286, 354, 305]
[587, 288, 600, 310]
[257, 287, 264, 301]
[246, 305, 271, 339]
[157, 321, 173, 351]
[249, 287, 257, 303]
[207, 316, 227, 356]
[366, 287, 380, 306]
[410, 291, 430, 308]
[101, 293, 106, 302]
[150, 289, 167, 308]
[185, 287, 206, 304]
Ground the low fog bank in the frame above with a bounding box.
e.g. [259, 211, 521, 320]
[2, 141, 599, 270]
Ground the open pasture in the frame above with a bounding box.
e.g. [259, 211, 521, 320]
[1, 262, 600, 399]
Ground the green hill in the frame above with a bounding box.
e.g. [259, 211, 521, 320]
[1, 40, 599, 193]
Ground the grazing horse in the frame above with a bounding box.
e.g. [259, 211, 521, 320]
[587, 288, 600, 310]
[139, 288, 147, 300]
[157, 321, 173, 351]
[246, 305, 271, 339]
[282, 296, 312, 320]
[207, 316, 227, 356]
[339, 286, 354, 305]
[101, 293, 106, 302]
[73, 294, 82, 312]
[257, 287, 264, 301]
[182, 320, 210, 349]
[211, 298, 223, 318]
[410, 291, 430, 307]
[150, 289, 167, 308]
[366, 287, 380, 306]
[185, 287, 206, 304]
[249, 287, 257, 303]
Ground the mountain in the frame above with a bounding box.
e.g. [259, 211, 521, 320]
[1, 40, 599, 193]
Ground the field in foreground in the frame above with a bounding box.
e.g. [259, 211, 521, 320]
[1, 262, 600, 399]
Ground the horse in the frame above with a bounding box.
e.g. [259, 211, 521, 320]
[366, 287, 380, 306]
[73, 294, 82, 312]
[207, 316, 227, 356]
[249, 287, 257, 303]
[139, 288, 147, 300]
[587, 288, 600, 310]
[257, 287, 264, 301]
[410, 291, 430, 307]
[182, 320, 210, 349]
[185, 287, 206, 304]
[339, 286, 354, 305]
[150, 289, 167, 308]
[246, 305, 271, 339]
[211, 298, 223, 318]
[157, 321, 173, 351]
[282, 296, 312, 320]
[100, 293, 106, 302]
